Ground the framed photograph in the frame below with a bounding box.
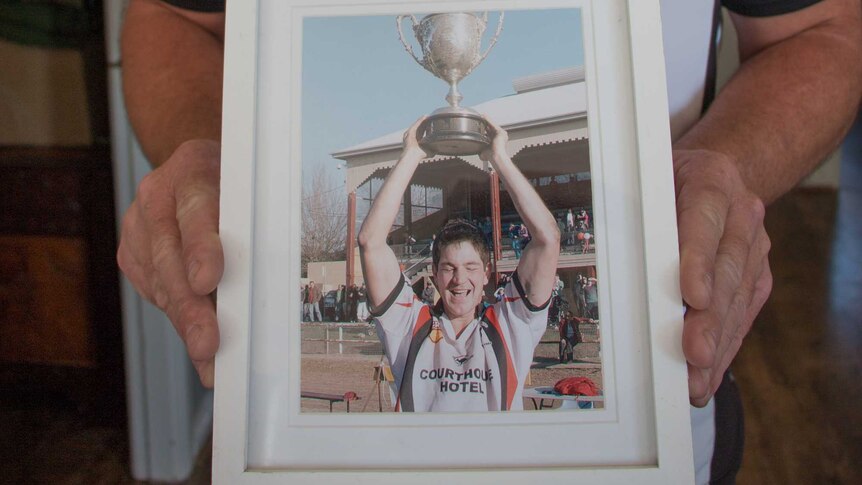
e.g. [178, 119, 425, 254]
[215, 0, 693, 483]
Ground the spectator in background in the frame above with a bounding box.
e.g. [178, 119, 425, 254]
[347, 284, 358, 322]
[509, 223, 522, 259]
[306, 280, 322, 322]
[482, 216, 493, 248]
[577, 209, 590, 230]
[519, 222, 531, 248]
[356, 283, 369, 322]
[558, 310, 582, 363]
[574, 274, 587, 318]
[405, 233, 416, 255]
[583, 277, 598, 320]
[421, 283, 435, 306]
[301, 284, 308, 321]
[581, 231, 592, 254]
[336, 284, 346, 322]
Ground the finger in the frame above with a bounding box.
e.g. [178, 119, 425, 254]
[118, 201, 159, 302]
[707, 234, 771, 393]
[172, 297, 220, 364]
[175, 169, 223, 295]
[676, 182, 731, 309]
[706, 200, 766, 368]
[682, 196, 762, 370]
[479, 112, 499, 129]
[685, 207, 767, 404]
[688, 360, 712, 407]
[139, 174, 220, 369]
[407, 116, 426, 135]
[192, 358, 215, 389]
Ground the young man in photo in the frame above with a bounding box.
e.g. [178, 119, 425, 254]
[357, 116, 560, 412]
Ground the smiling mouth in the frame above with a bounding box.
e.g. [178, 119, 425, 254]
[449, 289, 472, 297]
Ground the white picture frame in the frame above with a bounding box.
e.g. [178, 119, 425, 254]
[214, 0, 693, 483]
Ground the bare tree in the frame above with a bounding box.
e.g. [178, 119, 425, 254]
[301, 165, 347, 275]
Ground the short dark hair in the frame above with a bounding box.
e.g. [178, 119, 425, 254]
[431, 219, 489, 269]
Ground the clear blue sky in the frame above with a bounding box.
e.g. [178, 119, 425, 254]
[301, 8, 584, 186]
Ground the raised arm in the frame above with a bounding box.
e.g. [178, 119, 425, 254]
[672, 0, 862, 406]
[357, 118, 429, 308]
[116, 0, 227, 387]
[481, 117, 560, 306]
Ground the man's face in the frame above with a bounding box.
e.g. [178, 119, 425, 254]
[433, 241, 489, 321]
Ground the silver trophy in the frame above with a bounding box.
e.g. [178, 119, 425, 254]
[397, 12, 504, 156]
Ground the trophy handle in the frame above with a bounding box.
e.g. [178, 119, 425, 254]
[477, 11, 505, 66]
[396, 14, 425, 69]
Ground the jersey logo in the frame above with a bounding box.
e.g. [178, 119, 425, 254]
[453, 354, 472, 366]
[504, 296, 521, 303]
[429, 317, 443, 343]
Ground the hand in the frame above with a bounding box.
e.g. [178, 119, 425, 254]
[401, 116, 432, 160]
[674, 149, 773, 407]
[479, 115, 509, 163]
[117, 139, 224, 387]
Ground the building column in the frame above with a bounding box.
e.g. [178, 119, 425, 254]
[490, 171, 502, 273]
[402, 184, 413, 240]
[346, 191, 356, 286]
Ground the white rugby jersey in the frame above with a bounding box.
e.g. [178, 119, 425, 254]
[371, 272, 548, 412]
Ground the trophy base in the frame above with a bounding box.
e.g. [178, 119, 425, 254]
[419, 108, 490, 156]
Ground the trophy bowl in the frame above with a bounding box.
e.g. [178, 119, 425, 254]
[419, 107, 490, 156]
[397, 11, 504, 156]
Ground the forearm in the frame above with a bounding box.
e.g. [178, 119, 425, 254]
[122, 0, 225, 167]
[675, 10, 862, 203]
[357, 154, 421, 249]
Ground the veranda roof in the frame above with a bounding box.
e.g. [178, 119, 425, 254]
[333, 67, 589, 193]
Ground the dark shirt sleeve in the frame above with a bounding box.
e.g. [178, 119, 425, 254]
[722, 0, 821, 17]
[161, 0, 225, 12]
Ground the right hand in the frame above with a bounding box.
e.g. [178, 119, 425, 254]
[673, 149, 772, 407]
[401, 116, 432, 160]
[117, 139, 224, 387]
[479, 114, 509, 163]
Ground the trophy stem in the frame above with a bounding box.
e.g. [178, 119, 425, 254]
[445, 82, 463, 108]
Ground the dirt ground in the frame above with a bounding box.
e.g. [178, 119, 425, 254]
[300, 323, 603, 413]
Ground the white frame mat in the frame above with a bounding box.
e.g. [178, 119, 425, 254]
[214, 0, 694, 483]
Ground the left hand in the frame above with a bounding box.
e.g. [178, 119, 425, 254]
[479, 115, 509, 163]
[674, 149, 773, 407]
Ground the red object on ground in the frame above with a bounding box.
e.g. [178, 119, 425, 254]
[553, 377, 600, 396]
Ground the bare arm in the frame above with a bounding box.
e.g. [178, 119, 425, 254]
[357, 118, 429, 308]
[671, 0, 861, 406]
[676, 0, 862, 203]
[481, 117, 560, 306]
[122, 0, 225, 165]
[117, 0, 227, 386]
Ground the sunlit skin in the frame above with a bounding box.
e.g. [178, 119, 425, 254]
[432, 241, 490, 335]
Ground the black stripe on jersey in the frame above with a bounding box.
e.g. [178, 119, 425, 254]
[511, 271, 551, 312]
[397, 318, 433, 412]
[369, 274, 407, 317]
[480, 318, 509, 411]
